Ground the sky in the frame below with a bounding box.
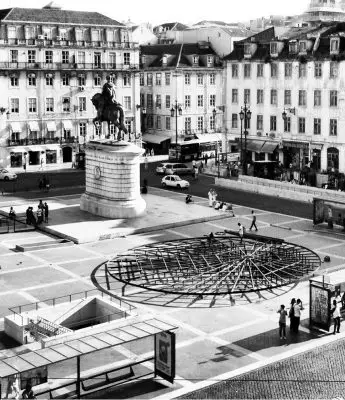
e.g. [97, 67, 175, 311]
[2, 0, 308, 26]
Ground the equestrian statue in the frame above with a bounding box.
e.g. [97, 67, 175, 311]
[91, 75, 130, 141]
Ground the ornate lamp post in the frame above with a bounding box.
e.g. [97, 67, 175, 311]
[170, 100, 182, 161]
[239, 103, 251, 175]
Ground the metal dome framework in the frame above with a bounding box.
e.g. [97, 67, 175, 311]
[105, 233, 321, 296]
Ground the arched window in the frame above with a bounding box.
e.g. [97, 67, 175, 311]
[327, 147, 339, 170]
[311, 148, 321, 171]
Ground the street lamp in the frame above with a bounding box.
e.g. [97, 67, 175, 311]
[170, 100, 182, 161]
[239, 102, 251, 175]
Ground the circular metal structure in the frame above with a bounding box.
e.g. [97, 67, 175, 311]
[105, 233, 321, 296]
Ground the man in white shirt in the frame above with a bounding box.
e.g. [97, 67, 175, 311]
[238, 222, 244, 243]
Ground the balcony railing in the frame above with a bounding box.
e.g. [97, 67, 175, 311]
[0, 62, 139, 71]
[0, 39, 137, 49]
[8, 137, 76, 146]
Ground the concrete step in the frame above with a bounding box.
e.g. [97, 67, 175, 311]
[16, 239, 74, 252]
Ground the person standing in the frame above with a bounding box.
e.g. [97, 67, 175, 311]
[249, 210, 258, 231]
[37, 207, 43, 225]
[293, 298, 303, 333]
[289, 298, 296, 332]
[44, 202, 49, 223]
[238, 222, 244, 243]
[208, 189, 214, 207]
[331, 299, 341, 334]
[144, 156, 148, 170]
[277, 304, 287, 339]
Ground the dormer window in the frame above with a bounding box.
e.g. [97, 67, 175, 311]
[244, 43, 252, 57]
[270, 42, 278, 56]
[299, 41, 307, 54]
[207, 55, 214, 67]
[330, 38, 340, 54]
[162, 55, 167, 65]
[289, 41, 298, 54]
[141, 55, 146, 64]
[193, 55, 199, 65]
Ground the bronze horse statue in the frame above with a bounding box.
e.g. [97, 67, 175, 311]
[91, 93, 129, 141]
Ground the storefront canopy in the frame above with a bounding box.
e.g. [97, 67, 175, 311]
[63, 120, 73, 130]
[10, 122, 21, 132]
[28, 121, 39, 131]
[261, 141, 278, 153]
[195, 133, 222, 143]
[46, 121, 56, 131]
[246, 140, 264, 153]
[142, 133, 171, 144]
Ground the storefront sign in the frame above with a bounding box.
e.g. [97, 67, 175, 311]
[154, 331, 175, 383]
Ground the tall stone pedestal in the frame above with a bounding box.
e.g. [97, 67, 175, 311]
[80, 140, 146, 219]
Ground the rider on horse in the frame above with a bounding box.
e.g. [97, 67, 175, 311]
[102, 75, 121, 108]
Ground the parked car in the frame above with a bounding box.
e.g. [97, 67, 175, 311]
[161, 175, 190, 189]
[156, 163, 192, 175]
[0, 169, 17, 181]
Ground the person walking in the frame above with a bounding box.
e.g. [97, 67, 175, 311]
[9, 206, 16, 219]
[331, 299, 341, 334]
[44, 202, 49, 223]
[238, 222, 244, 243]
[249, 210, 258, 231]
[289, 298, 296, 332]
[277, 304, 287, 339]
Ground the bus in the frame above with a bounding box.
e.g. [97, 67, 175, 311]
[169, 138, 221, 161]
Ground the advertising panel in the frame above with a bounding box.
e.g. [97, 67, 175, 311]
[154, 331, 175, 384]
[310, 282, 331, 331]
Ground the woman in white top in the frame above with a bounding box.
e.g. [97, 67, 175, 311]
[332, 299, 341, 334]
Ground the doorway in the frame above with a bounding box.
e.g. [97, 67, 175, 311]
[62, 146, 72, 163]
[28, 151, 40, 165]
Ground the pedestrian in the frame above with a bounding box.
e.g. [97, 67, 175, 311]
[38, 200, 44, 210]
[238, 222, 244, 243]
[331, 299, 341, 334]
[45, 177, 50, 192]
[249, 210, 258, 231]
[23, 163, 26, 172]
[194, 167, 199, 180]
[37, 207, 43, 225]
[28, 207, 37, 226]
[44, 202, 49, 223]
[277, 304, 287, 339]
[144, 156, 148, 170]
[293, 298, 303, 333]
[9, 206, 16, 219]
[208, 189, 213, 207]
[22, 383, 35, 399]
[205, 153, 208, 166]
[7, 374, 20, 399]
[328, 206, 333, 229]
[289, 298, 296, 332]
[26, 207, 31, 225]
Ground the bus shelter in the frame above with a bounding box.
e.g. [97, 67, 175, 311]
[0, 317, 177, 399]
[310, 272, 345, 332]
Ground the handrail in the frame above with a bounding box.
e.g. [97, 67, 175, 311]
[9, 288, 135, 327]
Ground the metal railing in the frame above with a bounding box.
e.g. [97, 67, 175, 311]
[0, 39, 137, 49]
[9, 288, 136, 326]
[0, 61, 140, 71]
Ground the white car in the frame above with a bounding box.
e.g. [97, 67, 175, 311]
[0, 169, 17, 181]
[161, 175, 190, 189]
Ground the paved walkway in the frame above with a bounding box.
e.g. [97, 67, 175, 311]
[0, 188, 344, 399]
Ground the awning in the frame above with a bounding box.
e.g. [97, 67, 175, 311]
[28, 121, 39, 131]
[10, 122, 21, 132]
[142, 133, 171, 144]
[246, 139, 264, 152]
[63, 120, 73, 130]
[261, 141, 278, 153]
[282, 140, 309, 149]
[46, 121, 56, 131]
[195, 133, 222, 143]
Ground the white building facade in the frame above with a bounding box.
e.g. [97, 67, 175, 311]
[139, 43, 225, 151]
[224, 25, 345, 177]
[0, 4, 140, 169]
